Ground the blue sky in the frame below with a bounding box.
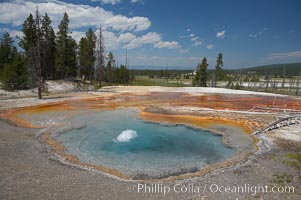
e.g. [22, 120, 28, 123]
[0, 0, 301, 69]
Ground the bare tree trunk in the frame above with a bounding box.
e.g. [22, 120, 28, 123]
[289, 79, 294, 92]
[273, 80, 278, 93]
[94, 26, 105, 87]
[35, 8, 43, 99]
[265, 73, 270, 92]
[296, 74, 300, 96]
[247, 74, 251, 89]
[240, 68, 243, 88]
[282, 67, 286, 92]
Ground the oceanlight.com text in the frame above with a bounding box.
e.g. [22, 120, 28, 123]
[130, 183, 295, 196]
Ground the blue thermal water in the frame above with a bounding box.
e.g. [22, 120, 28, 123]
[57, 108, 236, 178]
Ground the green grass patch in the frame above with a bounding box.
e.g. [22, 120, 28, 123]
[284, 153, 301, 169]
[285, 153, 301, 162]
[272, 173, 293, 185]
[269, 154, 278, 161]
[130, 76, 186, 87]
[284, 153, 301, 179]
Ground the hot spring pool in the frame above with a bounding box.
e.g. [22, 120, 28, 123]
[56, 108, 236, 179]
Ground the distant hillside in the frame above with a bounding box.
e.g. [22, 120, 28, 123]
[228, 63, 301, 77]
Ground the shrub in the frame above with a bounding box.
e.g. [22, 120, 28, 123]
[1, 58, 28, 91]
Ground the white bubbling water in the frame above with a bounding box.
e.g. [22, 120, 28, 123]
[113, 129, 138, 143]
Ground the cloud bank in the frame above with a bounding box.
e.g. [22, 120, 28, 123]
[0, 0, 180, 51]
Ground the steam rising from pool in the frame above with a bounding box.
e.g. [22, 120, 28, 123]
[113, 129, 138, 143]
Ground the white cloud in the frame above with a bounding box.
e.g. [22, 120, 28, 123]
[118, 32, 136, 43]
[191, 37, 198, 42]
[180, 35, 188, 39]
[124, 32, 161, 49]
[0, 0, 151, 32]
[139, 32, 161, 43]
[123, 32, 181, 50]
[0, 28, 23, 38]
[206, 44, 214, 50]
[103, 30, 120, 50]
[131, 0, 143, 4]
[0, 0, 182, 53]
[178, 49, 189, 54]
[35, 26, 179, 52]
[153, 41, 180, 49]
[216, 30, 225, 38]
[91, 0, 121, 5]
[92, 0, 143, 4]
[248, 28, 267, 39]
[151, 55, 159, 59]
[72, 30, 120, 51]
[186, 28, 191, 32]
[73, 29, 120, 51]
[248, 33, 257, 38]
[268, 51, 301, 60]
[189, 35, 202, 47]
[70, 31, 85, 43]
[193, 40, 202, 47]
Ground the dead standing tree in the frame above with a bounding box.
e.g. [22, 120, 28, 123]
[95, 26, 105, 87]
[265, 72, 271, 92]
[272, 79, 278, 93]
[282, 66, 286, 92]
[296, 73, 301, 96]
[35, 7, 43, 99]
[289, 78, 295, 93]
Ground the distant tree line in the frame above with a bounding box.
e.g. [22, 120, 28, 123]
[0, 10, 131, 98]
[228, 63, 301, 78]
[132, 69, 192, 80]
